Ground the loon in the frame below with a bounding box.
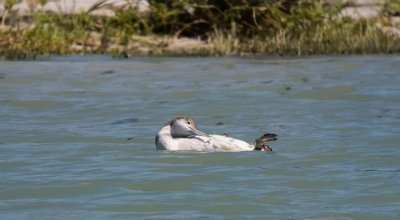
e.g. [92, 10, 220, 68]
[155, 117, 277, 152]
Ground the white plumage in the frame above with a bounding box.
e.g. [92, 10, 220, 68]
[155, 117, 277, 152]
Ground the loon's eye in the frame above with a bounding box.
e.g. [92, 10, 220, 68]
[187, 121, 191, 125]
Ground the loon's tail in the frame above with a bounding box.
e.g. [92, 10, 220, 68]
[254, 133, 277, 151]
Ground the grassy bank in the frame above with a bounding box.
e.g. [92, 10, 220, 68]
[0, 0, 399, 59]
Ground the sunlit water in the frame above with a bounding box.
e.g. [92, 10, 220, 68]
[1, 56, 399, 219]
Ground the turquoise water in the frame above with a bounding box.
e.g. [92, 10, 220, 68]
[1, 56, 399, 219]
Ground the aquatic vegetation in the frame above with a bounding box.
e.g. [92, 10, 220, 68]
[0, 0, 399, 59]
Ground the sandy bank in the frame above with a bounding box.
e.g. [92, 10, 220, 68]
[0, 0, 393, 18]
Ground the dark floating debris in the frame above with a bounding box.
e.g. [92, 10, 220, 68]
[216, 122, 224, 125]
[126, 137, 135, 141]
[261, 80, 273, 84]
[100, 70, 115, 75]
[302, 77, 309, 83]
[111, 117, 139, 125]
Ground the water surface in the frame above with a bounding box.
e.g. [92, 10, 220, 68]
[1, 56, 400, 219]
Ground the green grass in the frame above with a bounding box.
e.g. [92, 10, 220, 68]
[210, 18, 400, 56]
[0, 0, 399, 59]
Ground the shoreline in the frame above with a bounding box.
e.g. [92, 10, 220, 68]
[1, 0, 399, 59]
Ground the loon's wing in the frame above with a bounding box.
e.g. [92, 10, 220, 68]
[209, 135, 254, 152]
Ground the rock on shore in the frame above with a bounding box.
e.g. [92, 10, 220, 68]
[0, 0, 149, 16]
